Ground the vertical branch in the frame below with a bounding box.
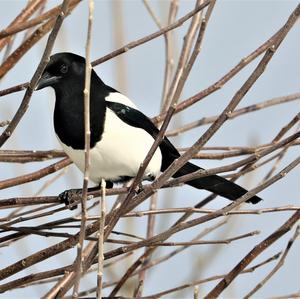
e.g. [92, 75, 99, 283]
[107, 106, 176, 297]
[163, 0, 204, 110]
[111, 0, 127, 92]
[97, 179, 106, 299]
[194, 286, 200, 299]
[161, 0, 178, 108]
[142, 0, 173, 106]
[136, 192, 158, 297]
[137, 2, 178, 294]
[170, 0, 216, 107]
[143, 0, 178, 108]
[72, 0, 94, 297]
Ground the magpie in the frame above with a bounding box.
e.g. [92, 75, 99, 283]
[36, 52, 262, 208]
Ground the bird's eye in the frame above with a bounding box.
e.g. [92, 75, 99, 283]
[60, 64, 68, 74]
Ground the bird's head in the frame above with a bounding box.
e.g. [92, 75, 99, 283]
[36, 52, 86, 91]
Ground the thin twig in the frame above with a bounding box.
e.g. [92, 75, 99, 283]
[123, 205, 300, 218]
[0, 149, 65, 163]
[0, 0, 80, 40]
[72, 0, 94, 296]
[97, 179, 106, 299]
[167, 93, 300, 137]
[0, 158, 71, 190]
[91, 0, 210, 66]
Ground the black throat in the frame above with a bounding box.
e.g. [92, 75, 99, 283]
[52, 71, 109, 149]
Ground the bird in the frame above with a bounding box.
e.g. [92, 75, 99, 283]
[36, 52, 262, 208]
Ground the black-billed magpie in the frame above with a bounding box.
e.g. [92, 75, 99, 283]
[36, 52, 262, 207]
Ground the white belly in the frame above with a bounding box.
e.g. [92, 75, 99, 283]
[59, 107, 162, 184]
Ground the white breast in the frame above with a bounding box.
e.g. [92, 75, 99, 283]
[59, 98, 162, 184]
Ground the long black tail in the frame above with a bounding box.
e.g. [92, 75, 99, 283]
[173, 162, 262, 204]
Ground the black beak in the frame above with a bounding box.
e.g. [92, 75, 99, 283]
[36, 72, 61, 90]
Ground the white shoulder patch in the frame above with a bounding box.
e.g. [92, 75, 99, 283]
[105, 92, 137, 109]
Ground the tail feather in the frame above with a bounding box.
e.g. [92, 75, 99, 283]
[173, 162, 262, 204]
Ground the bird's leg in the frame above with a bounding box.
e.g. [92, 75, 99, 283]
[59, 180, 114, 210]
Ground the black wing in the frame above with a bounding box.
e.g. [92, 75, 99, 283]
[106, 101, 180, 171]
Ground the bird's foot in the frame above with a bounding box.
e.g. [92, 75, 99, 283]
[59, 181, 114, 210]
[58, 189, 82, 210]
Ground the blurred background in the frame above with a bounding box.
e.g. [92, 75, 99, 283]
[0, 0, 300, 297]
